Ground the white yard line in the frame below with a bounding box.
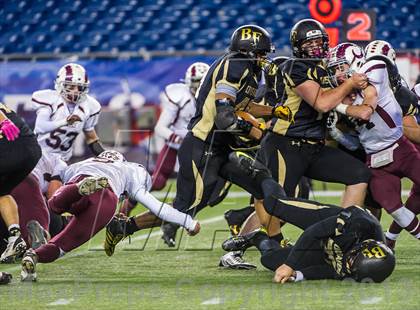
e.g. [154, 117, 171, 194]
[154, 190, 410, 199]
[47, 298, 74, 306]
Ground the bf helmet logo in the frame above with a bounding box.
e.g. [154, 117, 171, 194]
[362, 246, 386, 259]
[241, 28, 262, 44]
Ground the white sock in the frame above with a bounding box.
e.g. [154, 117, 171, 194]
[385, 231, 399, 240]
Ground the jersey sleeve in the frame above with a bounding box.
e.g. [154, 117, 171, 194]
[362, 61, 388, 94]
[126, 164, 152, 198]
[84, 99, 101, 131]
[155, 96, 179, 140]
[215, 57, 249, 95]
[32, 90, 54, 112]
[395, 86, 419, 117]
[281, 60, 311, 88]
[52, 156, 68, 180]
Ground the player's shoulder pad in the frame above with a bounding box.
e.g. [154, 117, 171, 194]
[164, 83, 190, 106]
[85, 94, 101, 115]
[32, 89, 58, 109]
[360, 58, 387, 75]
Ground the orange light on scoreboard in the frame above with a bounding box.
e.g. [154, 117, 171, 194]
[309, 0, 341, 47]
[309, 0, 376, 47]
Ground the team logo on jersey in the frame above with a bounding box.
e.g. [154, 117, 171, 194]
[241, 28, 262, 44]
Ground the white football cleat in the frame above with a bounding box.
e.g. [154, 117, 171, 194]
[0, 235, 27, 263]
[219, 251, 256, 270]
[77, 176, 109, 196]
[21, 249, 38, 282]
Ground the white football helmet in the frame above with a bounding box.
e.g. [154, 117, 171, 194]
[364, 40, 396, 64]
[327, 42, 365, 85]
[184, 62, 210, 95]
[97, 150, 125, 162]
[55, 63, 90, 104]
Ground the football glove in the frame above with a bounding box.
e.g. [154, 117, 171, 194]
[272, 106, 294, 123]
[0, 119, 20, 141]
[236, 119, 253, 135]
[0, 272, 12, 285]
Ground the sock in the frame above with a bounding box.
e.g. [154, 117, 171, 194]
[125, 217, 139, 235]
[391, 207, 420, 239]
[385, 231, 399, 241]
[405, 217, 420, 239]
[8, 224, 21, 237]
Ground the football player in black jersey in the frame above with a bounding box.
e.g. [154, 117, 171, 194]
[0, 102, 41, 263]
[222, 199, 395, 283]
[259, 19, 371, 210]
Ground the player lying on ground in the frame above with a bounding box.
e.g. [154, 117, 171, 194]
[20, 150, 200, 281]
[222, 200, 395, 283]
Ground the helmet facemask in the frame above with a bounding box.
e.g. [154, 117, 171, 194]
[300, 37, 327, 59]
[328, 61, 353, 86]
[56, 80, 89, 104]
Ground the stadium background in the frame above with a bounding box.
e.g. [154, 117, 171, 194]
[0, 0, 419, 169]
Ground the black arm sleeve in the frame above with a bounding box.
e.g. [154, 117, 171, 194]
[284, 216, 337, 270]
[87, 140, 105, 156]
[300, 264, 340, 280]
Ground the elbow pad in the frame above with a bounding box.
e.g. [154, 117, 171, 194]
[214, 98, 237, 130]
[88, 140, 106, 156]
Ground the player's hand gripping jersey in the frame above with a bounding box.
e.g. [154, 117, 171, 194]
[270, 59, 331, 140]
[32, 89, 101, 161]
[352, 59, 403, 154]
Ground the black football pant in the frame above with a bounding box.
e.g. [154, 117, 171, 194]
[0, 135, 41, 195]
[259, 133, 371, 198]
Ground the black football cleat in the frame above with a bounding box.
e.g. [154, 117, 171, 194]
[104, 215, 129, 257]
[224, 207, 254, 236]
[221, 229, 262, 252]
[0, 272, 12, 285]
[161, 222, 179, 247]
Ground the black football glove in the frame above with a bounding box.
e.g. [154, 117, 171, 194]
[236, 119, 253, 135]
[0, 272, 12, 285]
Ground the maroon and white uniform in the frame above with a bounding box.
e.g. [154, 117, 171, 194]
[355, 59, 420, 240]
[10, 151, 67, 244]
[33, 156, 197, 263]
[32, 89, 101, 161]
[152, 83, 196, 190]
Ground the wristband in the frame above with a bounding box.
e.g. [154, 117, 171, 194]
[335, 103, 349, 115]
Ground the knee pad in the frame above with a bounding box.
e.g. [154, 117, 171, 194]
[391, 207, 415, 228]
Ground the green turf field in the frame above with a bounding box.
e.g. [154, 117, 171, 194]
[0, 181, 419, 309]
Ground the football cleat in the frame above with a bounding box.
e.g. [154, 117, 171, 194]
[161, 222, 179, 247]
[20, 249, 38, 282]
[0, 272, 12, 285]
[0, 235, 27, 263]
[77, 176, 109, 196]
[104, 215, 129, 257]
[221, 229, 262, 252]
[219, 251, 256, 270]
[27, 220, 49, 250]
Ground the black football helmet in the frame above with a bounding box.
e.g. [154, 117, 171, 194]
[346, 239, 395, 283]
[290, 19, 329, 59]
[230, 25, 275, 57]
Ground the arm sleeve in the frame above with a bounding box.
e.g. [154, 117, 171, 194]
[133, 190, 196, 231]
[300, 264, 340, 280]
[285, 216, 337, 270]
[34, 108, 67, 134]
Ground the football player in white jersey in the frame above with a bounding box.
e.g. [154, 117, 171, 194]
[32, 63, 105, 162]
[327, 43, 420, 244]
[152, 62, 210, 190]
[20, 150, 200, 281]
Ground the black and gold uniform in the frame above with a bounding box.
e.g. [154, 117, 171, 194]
[258, 20, 370, 198]
[174, 50, 271, 215]
[0, 102, 41, 195]
[257, 202, 393, 282]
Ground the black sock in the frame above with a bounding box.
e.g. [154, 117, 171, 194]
[125, 217, 139, 235]
[251, 231, 281, 255]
